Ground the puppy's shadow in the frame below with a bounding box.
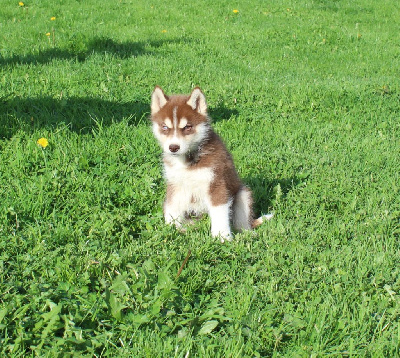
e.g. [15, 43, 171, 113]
[208, 106, 239, 123]
[245, 175, 305, 215]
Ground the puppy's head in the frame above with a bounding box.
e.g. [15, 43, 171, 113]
[150, 86, 210, 156]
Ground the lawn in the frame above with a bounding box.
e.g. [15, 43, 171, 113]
[0, 0, 399, 356]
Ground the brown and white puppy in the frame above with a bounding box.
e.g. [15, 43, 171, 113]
[150, 86, 272, 242]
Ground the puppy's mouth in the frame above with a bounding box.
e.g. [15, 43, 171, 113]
[165, 150, 183, 156]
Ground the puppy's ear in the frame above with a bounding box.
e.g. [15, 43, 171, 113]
[151, 86, 168, 114]
[187, 87, 207, 115]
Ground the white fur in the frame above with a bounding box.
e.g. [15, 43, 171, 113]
[233, 188, 252, 231]
[209, 202, 233, 242]
[151, 87, 167, 114]
[178, 117, 188, 128]
[164, 157, 214, 219]
[187, 88, 207, 115]
[164, 118, 173, 128]
[188, 122, 209, 151]
[253, 213, 274, 227]
[163, 156, 234, 241]
[262, 213, 274, 220]
[152, 122, 163, 142]
[172, 106, 178, 128]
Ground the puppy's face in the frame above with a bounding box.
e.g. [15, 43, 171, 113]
[151, 87, 210, 156]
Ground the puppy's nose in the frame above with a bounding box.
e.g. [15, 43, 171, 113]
[169, 144, 180, 153]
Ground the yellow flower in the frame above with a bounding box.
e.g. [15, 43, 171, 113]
[19, 2, 24, 6]
[46, 32, 51, 36]
[161, 29, 167, 33]
[233, 9, 239, 13]
[50, 16, 56, 21]
[37, 138, 49, 148]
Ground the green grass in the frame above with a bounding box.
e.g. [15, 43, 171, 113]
[1, 0, 399, 356]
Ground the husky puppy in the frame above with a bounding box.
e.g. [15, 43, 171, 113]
[150, 86, 272, 242]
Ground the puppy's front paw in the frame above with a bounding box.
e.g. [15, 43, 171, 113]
[212, 230, 233, 243]
[219, 234, 233, 243]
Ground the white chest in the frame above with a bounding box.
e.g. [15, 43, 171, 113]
[163, 156, 214, 212]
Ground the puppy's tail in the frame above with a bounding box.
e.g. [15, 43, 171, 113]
[252, 213, 274, 228]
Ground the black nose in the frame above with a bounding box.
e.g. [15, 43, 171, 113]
[169, 144, 180, 153]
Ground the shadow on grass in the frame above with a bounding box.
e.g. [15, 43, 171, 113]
[246, 175, 305, 215]
[208, 107, 239, 123]
[0, 37, 189, 65]
[0, 95, 239, 138]
[0, 35, 238, 137]
[0, 96, 149, 138]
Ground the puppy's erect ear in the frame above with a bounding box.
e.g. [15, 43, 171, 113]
[151, 86, 168, 115]
[187, 87, 207, 115]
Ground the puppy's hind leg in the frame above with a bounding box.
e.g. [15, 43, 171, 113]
[232, 186, 253, 232]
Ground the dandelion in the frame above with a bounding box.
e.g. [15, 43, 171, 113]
[37, 137, 49, 148]
[46, 32, 51, 36]
[19, 1, 24, 6]
[161, 29, 167, 33]
[50, 16, 56, 20]
[233, 9, 239, 13]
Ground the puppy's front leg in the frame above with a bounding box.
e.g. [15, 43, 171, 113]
[164, 204, 185, 228]
[163, 184, 186, 228]
[208, 203, 232, 242]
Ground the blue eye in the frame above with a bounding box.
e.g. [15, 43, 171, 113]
[161, 125, 168, 131]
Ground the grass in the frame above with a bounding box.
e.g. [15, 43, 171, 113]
[1, 0, 399, 356]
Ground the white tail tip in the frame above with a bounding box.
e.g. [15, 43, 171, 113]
[253, 213, 274, 228]
[262, 213, 274, 221]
